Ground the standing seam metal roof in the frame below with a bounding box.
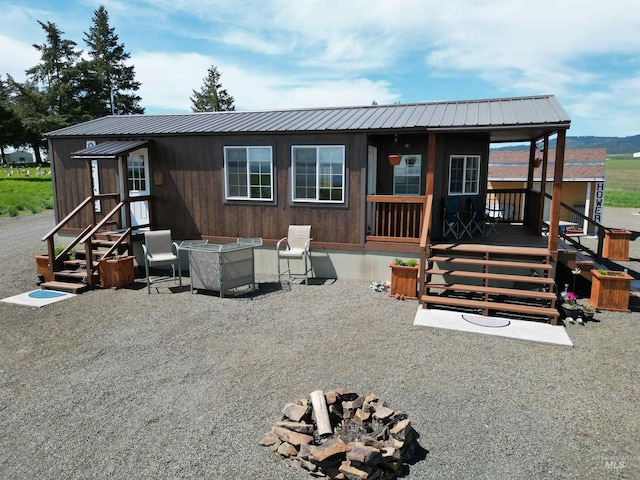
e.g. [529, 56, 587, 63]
[46, 95, 570, 138]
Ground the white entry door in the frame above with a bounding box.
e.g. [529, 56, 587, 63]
[127, 148, 150, 227]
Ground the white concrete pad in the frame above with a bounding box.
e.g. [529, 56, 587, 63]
[413, 307, 573, 347]
[1, 290, 76, 308]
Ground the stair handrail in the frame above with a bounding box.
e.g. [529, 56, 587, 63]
[100, 226, 133, 260]
[77, 201, 126, 286]
[544, 192, 606, 261]
[418, 194, 434, 300]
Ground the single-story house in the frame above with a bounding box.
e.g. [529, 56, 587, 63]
[44, 94, 579, 322]
[489, 148, 605, 233]
[5, 150, 34, 164]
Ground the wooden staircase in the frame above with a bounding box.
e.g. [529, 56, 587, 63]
[40, 232, 129, 293]
[421, 244, 560, 324]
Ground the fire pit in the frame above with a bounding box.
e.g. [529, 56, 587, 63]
[260, 388, 417, 479]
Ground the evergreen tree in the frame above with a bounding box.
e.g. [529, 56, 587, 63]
[0, 76, 25, 164]
[79, 5, 143, 116]
[190, 66, 235, 112]
[26, 20, 82, 122]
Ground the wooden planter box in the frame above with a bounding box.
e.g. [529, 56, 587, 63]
[99, 256, 135, 289]
[35, 253, 69, 282]
[389, 263, 419, 300]
[603, 229, 631, 261]
[589, 269, 633, 312]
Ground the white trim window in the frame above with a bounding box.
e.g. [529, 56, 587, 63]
[292, 145, 345, 203]
[448, 154, 480, 195]
[224, 146, 273, 201]
[393, 155, 421, 195]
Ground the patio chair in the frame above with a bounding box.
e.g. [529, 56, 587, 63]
[442, 197, 472, 240]
[469, 196, 499, 237]
[142, 230, 181, 293]
[277, 225, 312, 285]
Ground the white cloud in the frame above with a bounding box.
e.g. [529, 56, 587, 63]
[133, 50, 397, 112]
[0, 35, 41, 81]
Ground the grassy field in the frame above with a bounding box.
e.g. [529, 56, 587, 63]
[604, 157, 640, 207]
[1, 158, 639, 218]
[0, 168, 54, 217]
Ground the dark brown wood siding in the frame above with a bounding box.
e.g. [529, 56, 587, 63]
[50, 132, 367, 246]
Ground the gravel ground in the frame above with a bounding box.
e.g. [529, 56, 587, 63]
[0, 209, 638, 479]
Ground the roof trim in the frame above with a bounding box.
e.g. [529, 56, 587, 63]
[70, 140, 150, 159]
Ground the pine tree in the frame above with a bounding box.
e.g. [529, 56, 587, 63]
[79, 6, 143, 116]
[190, 66, 235, 112]
[26, 20, 81, 121]
[0, 76, 25, 165]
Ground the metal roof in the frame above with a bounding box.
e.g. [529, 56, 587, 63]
[70, 139, 150, 159]
[488, 148, 605, 181]
[48, 95, 570, 142]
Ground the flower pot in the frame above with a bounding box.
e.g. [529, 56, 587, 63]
[532, 158, 542, 168]
[388, 155, 402, 166]
[389, 262, 419, 300]
[603, 229, 631, 261]
[561, 304, 582, 319]
[34, 252, 69, 282]
[99, 256, 135, 289]
[589, 269, 633, 312]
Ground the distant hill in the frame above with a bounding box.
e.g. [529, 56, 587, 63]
[493, 134, 640, 154]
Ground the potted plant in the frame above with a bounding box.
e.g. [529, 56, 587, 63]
[389, 258, 419, 300]
[581, 304, 595, 321]
[388, 154, 402, 166]
[560, 292, 582, 320]
[589, 268, 633, 312]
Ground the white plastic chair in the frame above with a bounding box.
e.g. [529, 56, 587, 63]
[277, 225, 312, 285]
[142, 230, 181, 293]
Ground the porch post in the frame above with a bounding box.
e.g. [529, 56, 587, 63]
[419, 132, 437, 301]
[527, 141, 535, 190]
[547, 130, 567, 252]
[537, 135, 549, 235]
[86, 159, 97, 228]
[120, 154, 132, 230]
[426, 133, 436, 196]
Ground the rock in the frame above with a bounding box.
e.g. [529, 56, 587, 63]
[283, 402, 308, 422]
[308, 438, 349, 463]
[272, 426, 314, 446]
[276, 420, 315, 434]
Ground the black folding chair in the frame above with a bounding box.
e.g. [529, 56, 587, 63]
[443, 197, 472, 239]
[469, 196, 499, 237]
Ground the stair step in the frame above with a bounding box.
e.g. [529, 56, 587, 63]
[430, 243, 551, 259]
[420, 294, 559, 320]
[55, 269, 90, 279]
[425, 283, 557, 300]
[64, 259, 98, 269]
[40, 281, 89, 294]
[428, 256, 553, 271]
[426, 269, 555, 285]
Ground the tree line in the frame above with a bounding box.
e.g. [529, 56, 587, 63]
[0, 5, 235, 164]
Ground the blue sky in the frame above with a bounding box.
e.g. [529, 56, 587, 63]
[2, 0, 640, 138]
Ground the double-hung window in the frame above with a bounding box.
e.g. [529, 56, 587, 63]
[448, 155, 480, 195]
[224, 146, 273, 201]
[292, 145, 345, 203]
[393, 155, 421, 195]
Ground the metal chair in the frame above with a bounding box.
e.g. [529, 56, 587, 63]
[142, 230, 181, 293]
[442, 197, 472, 240]
[469, 196, 499, 237]
[277, 225, 312, 284]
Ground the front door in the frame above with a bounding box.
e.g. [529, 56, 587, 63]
[127, 148, 150, 227]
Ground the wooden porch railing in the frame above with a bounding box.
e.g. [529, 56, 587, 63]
[486, 188, 527, 223]
[366, 195, 424, 243]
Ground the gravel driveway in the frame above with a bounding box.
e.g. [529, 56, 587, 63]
[0, 210, 638, 479]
